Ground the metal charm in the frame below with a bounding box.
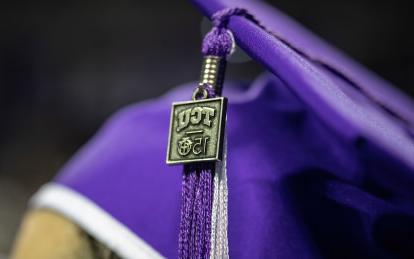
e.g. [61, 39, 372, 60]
[166, 55, 227, 165]
[166, 97, 227, 164]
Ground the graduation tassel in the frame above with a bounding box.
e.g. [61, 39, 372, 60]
[178, 49, 231, 258]
[167, 8, 240, 259]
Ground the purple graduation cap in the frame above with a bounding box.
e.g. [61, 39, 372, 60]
[31, 0, 414, 258]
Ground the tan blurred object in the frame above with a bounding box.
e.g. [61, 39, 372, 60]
[10, 209, 119, 259]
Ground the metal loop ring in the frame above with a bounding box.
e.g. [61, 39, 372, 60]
[192, 86, 209, 101]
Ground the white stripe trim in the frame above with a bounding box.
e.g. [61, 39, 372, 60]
[31, 183, 165, 259]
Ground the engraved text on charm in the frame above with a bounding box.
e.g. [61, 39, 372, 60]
[166, 97, 227, 164]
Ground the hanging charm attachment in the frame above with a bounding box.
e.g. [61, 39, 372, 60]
[166, 22, 235, 165]
[166, 55, 228, 165]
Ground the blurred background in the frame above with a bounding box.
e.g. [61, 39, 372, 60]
[0, 0, 413, 256]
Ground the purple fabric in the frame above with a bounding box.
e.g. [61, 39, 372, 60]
[53, 1, 414, 258]
[194, 0, 414, 126]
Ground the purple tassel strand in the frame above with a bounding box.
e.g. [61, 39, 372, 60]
[179, 164, 214, 259]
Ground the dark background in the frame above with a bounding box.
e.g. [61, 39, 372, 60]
[0, 0, 413, 255]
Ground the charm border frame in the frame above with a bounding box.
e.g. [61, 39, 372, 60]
[166, 97, 227, 165]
